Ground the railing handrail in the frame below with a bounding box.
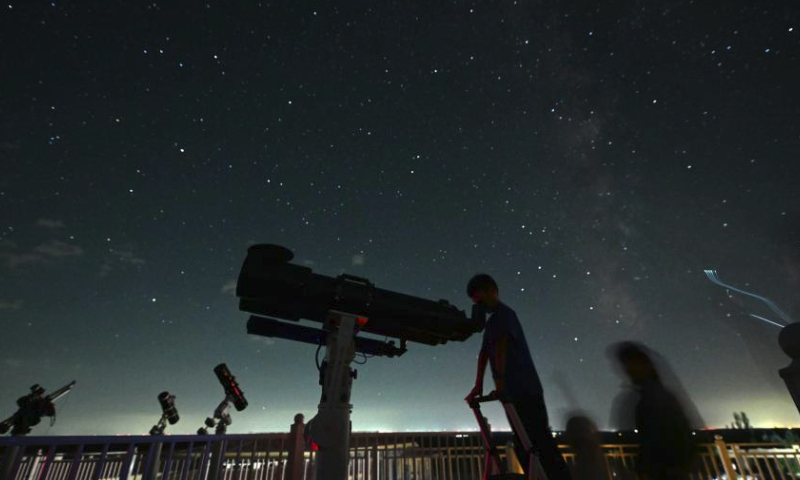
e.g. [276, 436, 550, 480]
[0, 432, 288, 448]
[4, 433, 798, 450]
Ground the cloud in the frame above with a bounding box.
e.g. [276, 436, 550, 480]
[351, 254, 365, 266]
[99, 247, 146, 277]
[1, 238, 84, 269]
[36, 219, 65, 229]
[249, 335, 276, 346]
[34, 240, 84, 258]
[3, 358, 23, 368]
[2, 252, 46, 268]
[0, 299, 23, 310]
[221, 279, 237, 295]
[109, 249, 145, 265]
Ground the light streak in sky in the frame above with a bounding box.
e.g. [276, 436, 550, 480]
[747, 314, 786, 329]
[703, 269, 793, 327]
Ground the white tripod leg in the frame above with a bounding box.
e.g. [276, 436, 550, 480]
[502, 402, 550, 480]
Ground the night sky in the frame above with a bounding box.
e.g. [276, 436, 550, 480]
[1, 1, 799, 436]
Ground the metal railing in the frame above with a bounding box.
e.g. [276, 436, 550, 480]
[0, 433, 291, 480]
[3, 430, 800, 480]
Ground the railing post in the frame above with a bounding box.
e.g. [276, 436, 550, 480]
[714, 435, 738, 480]
[65, 444, 85, 480]
[0, 444, 22, 480]
[208, 440, 227, 480]
[144, 442, 163, 480]
[285, 414, 306, 480]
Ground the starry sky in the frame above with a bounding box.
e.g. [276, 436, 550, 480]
[1, 0, 799, 436]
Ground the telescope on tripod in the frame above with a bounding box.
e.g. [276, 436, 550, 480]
[237, 244, 485, 480]
[149, 391, 180, 436]
[1, 381, 75, 436]
[197, 363, 248, 435]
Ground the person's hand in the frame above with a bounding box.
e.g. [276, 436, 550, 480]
[465, 384, 483, 403]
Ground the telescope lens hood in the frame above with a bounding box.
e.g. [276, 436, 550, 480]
[247, 244, 294, 264]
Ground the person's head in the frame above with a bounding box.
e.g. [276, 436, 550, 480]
[467, 274, 500, 309]
[613, 341, 660, 385]
[565, 414, 598, 440]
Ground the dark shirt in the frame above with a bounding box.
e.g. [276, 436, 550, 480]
[481, 302, 544, 400]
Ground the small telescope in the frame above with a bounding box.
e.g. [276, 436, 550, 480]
[149, 391, 179, 436]
[198, 363, 248, 435]
[238, 244, 485, 352]
[1, 381, 75, 436]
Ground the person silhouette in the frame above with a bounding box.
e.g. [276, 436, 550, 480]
[465, 273, 572, 480]
[609, 342, 699, 480]
[564, 414, 606, 480]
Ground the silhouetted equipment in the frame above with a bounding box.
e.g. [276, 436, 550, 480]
[198, 363, 248, 435]
[779, 323, 800, 416]
[214, 363, 248, 411]
[149, 392, 179, 436]
[237, 244, 486, 480]
[247, 316, 407, 357]
[237, 244, 485, 351]
[0, 381, 75, 436]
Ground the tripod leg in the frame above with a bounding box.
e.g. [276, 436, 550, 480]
[502, 402, 550, 480]
[470, 405, 504, 474]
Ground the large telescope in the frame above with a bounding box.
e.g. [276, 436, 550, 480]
[237, 245, 485, 480]
[238, 244, 484, 349]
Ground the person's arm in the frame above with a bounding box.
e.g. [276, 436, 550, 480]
[493, 334, 509, 394]
[466, 350, 489, 401]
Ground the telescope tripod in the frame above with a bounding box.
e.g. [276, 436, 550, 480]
[469, 395, 550, 480]
[149, 413, 170, 436]
[198, 396, 234, 435]
[305, 310, 360, 480]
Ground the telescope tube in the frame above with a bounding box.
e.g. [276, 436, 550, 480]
[237, 245, 484, 345]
